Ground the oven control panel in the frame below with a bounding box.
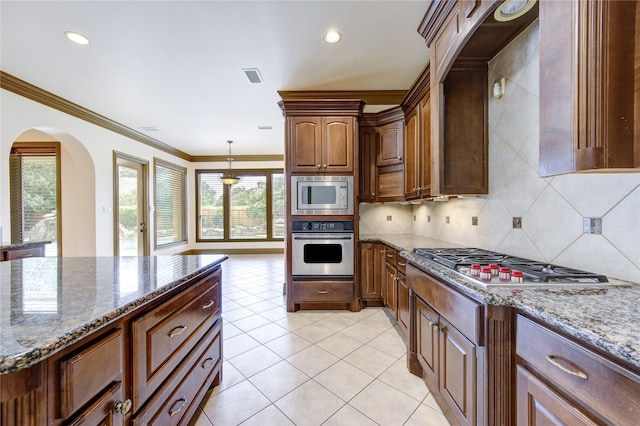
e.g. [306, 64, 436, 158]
[291, 220, 354, 232]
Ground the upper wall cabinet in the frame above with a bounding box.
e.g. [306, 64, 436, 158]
[539, 0, 639, 176]
[280, 99, 364, 174]
[419, 0, 538, 195]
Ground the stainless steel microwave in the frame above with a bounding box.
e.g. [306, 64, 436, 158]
[291, 175, 353, 215]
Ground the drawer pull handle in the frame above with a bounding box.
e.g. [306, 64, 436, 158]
[168, 325, 188, 338]
[546, 355, 588, 380]
[202, 357, 216, 369]
[169, 397, 187, 417]
[318, 290, 328, 294]
[386, 254, 394, 258]
[202, 300, 216, 309]
[113, 399, 132, 415]
[398, 262, 406, 266]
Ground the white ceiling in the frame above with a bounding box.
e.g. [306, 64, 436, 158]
[1, 1, 430, 157]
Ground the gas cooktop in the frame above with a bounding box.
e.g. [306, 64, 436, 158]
[412, 247, 626, 288]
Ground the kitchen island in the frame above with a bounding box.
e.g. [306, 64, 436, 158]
[0, 254, 226, 425]
[361, 233, 640, 425]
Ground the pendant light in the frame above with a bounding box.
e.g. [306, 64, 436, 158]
[219, 140, 241, 186]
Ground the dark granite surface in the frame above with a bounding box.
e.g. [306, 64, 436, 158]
[0, 255, 227, 374]
[361, 233, 640, 371]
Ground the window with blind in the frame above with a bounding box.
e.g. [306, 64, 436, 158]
[196, 169, 284, 241]
[154, 159, 187, 248]
[9, 143, 61, 256]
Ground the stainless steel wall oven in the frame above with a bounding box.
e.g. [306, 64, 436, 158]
[291, 220, 354, 279]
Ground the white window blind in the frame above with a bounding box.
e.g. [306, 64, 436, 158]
[197, 172, 224, 240]
[154, 159, 186, 247]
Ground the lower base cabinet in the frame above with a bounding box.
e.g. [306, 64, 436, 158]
[0, 267, 223, 426]
[516, 314, 640, 425]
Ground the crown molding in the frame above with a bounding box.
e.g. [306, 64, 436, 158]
[1, 71, 193, 161]
[191, 154, 284, 162]
[278, 90, 407, 105]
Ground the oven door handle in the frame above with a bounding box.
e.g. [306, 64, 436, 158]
[293, 236, 353, 241]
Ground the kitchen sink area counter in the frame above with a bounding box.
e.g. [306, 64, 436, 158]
[0, 254, 227, 374]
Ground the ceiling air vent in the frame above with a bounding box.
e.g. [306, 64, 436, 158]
[257, 126, 273, 130]
[243, 68, 264, 84]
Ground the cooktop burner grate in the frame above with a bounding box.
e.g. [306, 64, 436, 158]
[412, 247, 609, 284]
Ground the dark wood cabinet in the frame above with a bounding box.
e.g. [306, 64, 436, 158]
[1, 242, 46, 261]
[539, 0, 639, 175]
[288, 116, 355, 173]
[396, 271, 409, 337]
[0, 267, 223, 426]
[516, 314, 640, 425]
[384, 259, 397, 320]
[407, 263, 483, 426]
[377, 120, 404, 167]
[358, 126, 377, 201]
[359, 242, 384, 304]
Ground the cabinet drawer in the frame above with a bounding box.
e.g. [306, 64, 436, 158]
[60, 329, 123, 419]
[384, 247, 397, 267]
[396, 256, 407, 276]
[516, 315, 640, 424]
[67, 381, 124, 426]
[133, 321, 222, 426]
[3, 246, 44, 261]
[407, 264, 483, 345]
[132, 271, 221, 411]
[291, 280, 353, 303]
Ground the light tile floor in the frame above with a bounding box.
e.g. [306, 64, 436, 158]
[191, 254, 451, 426]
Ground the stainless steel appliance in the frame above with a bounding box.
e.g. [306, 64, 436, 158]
[412, 247, 627, 288]
[291, 175, 353, 215]
[291, 220, 354, 278]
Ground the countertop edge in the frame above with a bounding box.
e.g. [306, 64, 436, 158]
[0, 255, 227, 375]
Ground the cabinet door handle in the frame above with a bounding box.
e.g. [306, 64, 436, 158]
[168, 325, 188, 338]
[545, 355, 588, 380]
[202, 357, 216, 369]
[169, 397, 187, 417]
[318, 290, 328, 294]
[202, 300, 215, 309]
[113, 399, 132, 415]
[317, 164, 322, 169]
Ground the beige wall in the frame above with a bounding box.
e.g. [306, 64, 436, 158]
[362, 21, 640, 283]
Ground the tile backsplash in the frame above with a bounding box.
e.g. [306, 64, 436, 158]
[361, 20, 640, 283]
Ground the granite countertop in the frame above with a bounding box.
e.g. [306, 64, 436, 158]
[361, 233, 640, 371]
[0, 254, 227, 374]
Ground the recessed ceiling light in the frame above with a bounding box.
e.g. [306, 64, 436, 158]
[494, 0, 537, 22]
[323, 30, 342, 44]
[64, 31, 90, 45]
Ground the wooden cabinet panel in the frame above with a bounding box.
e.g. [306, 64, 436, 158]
[289, 117, 323, 173]
[60, 329, 123, 419]
[385, 263, 397, 319]
[131, 272, 221, 411]
[133, 322, 222, 426]
[0, 362, 45, 426]
[359, 242, 384, 301]
[358, 126, 377, 201]
[396, 274, 410, 337]
[288, 116, 355, 173]
[377, 164, 404, 201]
[419, 95, 432, 196]
[67, 382, 124, 426]
[439, 317, 476, 426]
[323, 117, 354, 172]
[516, 315, 640, 425]
[416, 297, 439, 387]
[407, 264, 483, 345]
[516, 365, 598, 426]
[539, 0, 639, 175]
[291, 280, 354, 303]
[377, 120, 404, 167]
[433, 5, 463, 78]
[404, 105, 420, 199]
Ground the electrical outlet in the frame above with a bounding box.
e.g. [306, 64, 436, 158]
[386, 215, 392, 221]
[427, 215, 431, 222]
[413, 215, 416, 221]
[446, 216, 450, 224]
[583, 218, 602, 234]
[513, 217, 522, 229]
[472, 216, 478, 226]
